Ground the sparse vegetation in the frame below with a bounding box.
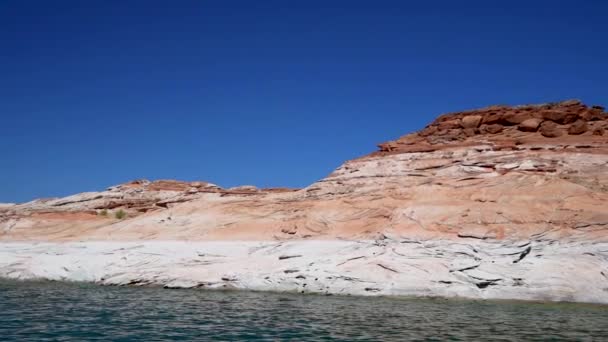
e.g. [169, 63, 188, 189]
[99, 209, 108, 217]
[115, 209, 127, 220]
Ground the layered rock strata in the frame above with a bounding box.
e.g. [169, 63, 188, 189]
[1, 100, 607, 304]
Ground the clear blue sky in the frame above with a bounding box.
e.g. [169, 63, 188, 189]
[1, 0, 607, 203]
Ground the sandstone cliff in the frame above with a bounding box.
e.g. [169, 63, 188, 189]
[2, 99, 606, 242]
[1, 100, 607, 303]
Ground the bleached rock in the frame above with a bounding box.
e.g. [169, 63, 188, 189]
[0, 239, 606, 304]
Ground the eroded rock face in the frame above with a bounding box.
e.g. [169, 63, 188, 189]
[378, 100, 608, 153]
[0, 179, 294, 233]
[2, 99, 607, 242]
[1, 100, 607, 303]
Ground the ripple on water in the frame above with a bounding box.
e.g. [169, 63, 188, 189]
[1, 280, 607, 341]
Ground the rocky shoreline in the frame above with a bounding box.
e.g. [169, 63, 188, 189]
[2, 100, 607, 304]
[1, 239, 607, 304]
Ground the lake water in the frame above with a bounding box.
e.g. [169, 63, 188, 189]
[1, 280, 606, 341]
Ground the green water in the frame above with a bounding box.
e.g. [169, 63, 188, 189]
[1, 280, 606, 341]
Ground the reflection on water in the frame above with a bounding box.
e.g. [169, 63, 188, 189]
[1, 280, 606, 341]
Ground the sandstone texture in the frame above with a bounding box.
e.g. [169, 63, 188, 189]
[1, 100, 608, 304]
[1, 240, 606, 303]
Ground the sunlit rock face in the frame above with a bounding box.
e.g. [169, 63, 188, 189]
[1, 100, 607, 303]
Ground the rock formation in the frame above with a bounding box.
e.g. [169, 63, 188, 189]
[1, 100, 607, 304]
[377, 99, 605, 153]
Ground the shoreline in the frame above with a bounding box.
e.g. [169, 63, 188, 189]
[2, 239, 607, 305]
[3, 277, 608, 309]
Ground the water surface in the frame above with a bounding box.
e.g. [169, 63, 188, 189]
[1, 280, 606, 341]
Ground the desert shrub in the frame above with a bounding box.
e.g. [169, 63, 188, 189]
[115, 209, 127, 220]
[99, 209, 108, 217]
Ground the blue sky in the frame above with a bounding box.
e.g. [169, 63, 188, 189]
[1, 0, 607, 203]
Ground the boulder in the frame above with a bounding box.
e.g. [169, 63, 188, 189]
[542, 110, 578, 124]
[540, 121, 563, 138]
[481, 113, 503, 125]
[460, 115, 482, 129]
[593, 127, 605, 136]
[518, 118, 542, 132]
[578, 109, 604, 121]
[480, 124, 503, 134]
[502, 113, 530, 125]
[567, 120, 588, 135]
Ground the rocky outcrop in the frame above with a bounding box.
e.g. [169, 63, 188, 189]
[0, 179, 297, 234]
[1, 100, 607, 304]
[2, 179, 218, 217]
[377, 99, 607, 154]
